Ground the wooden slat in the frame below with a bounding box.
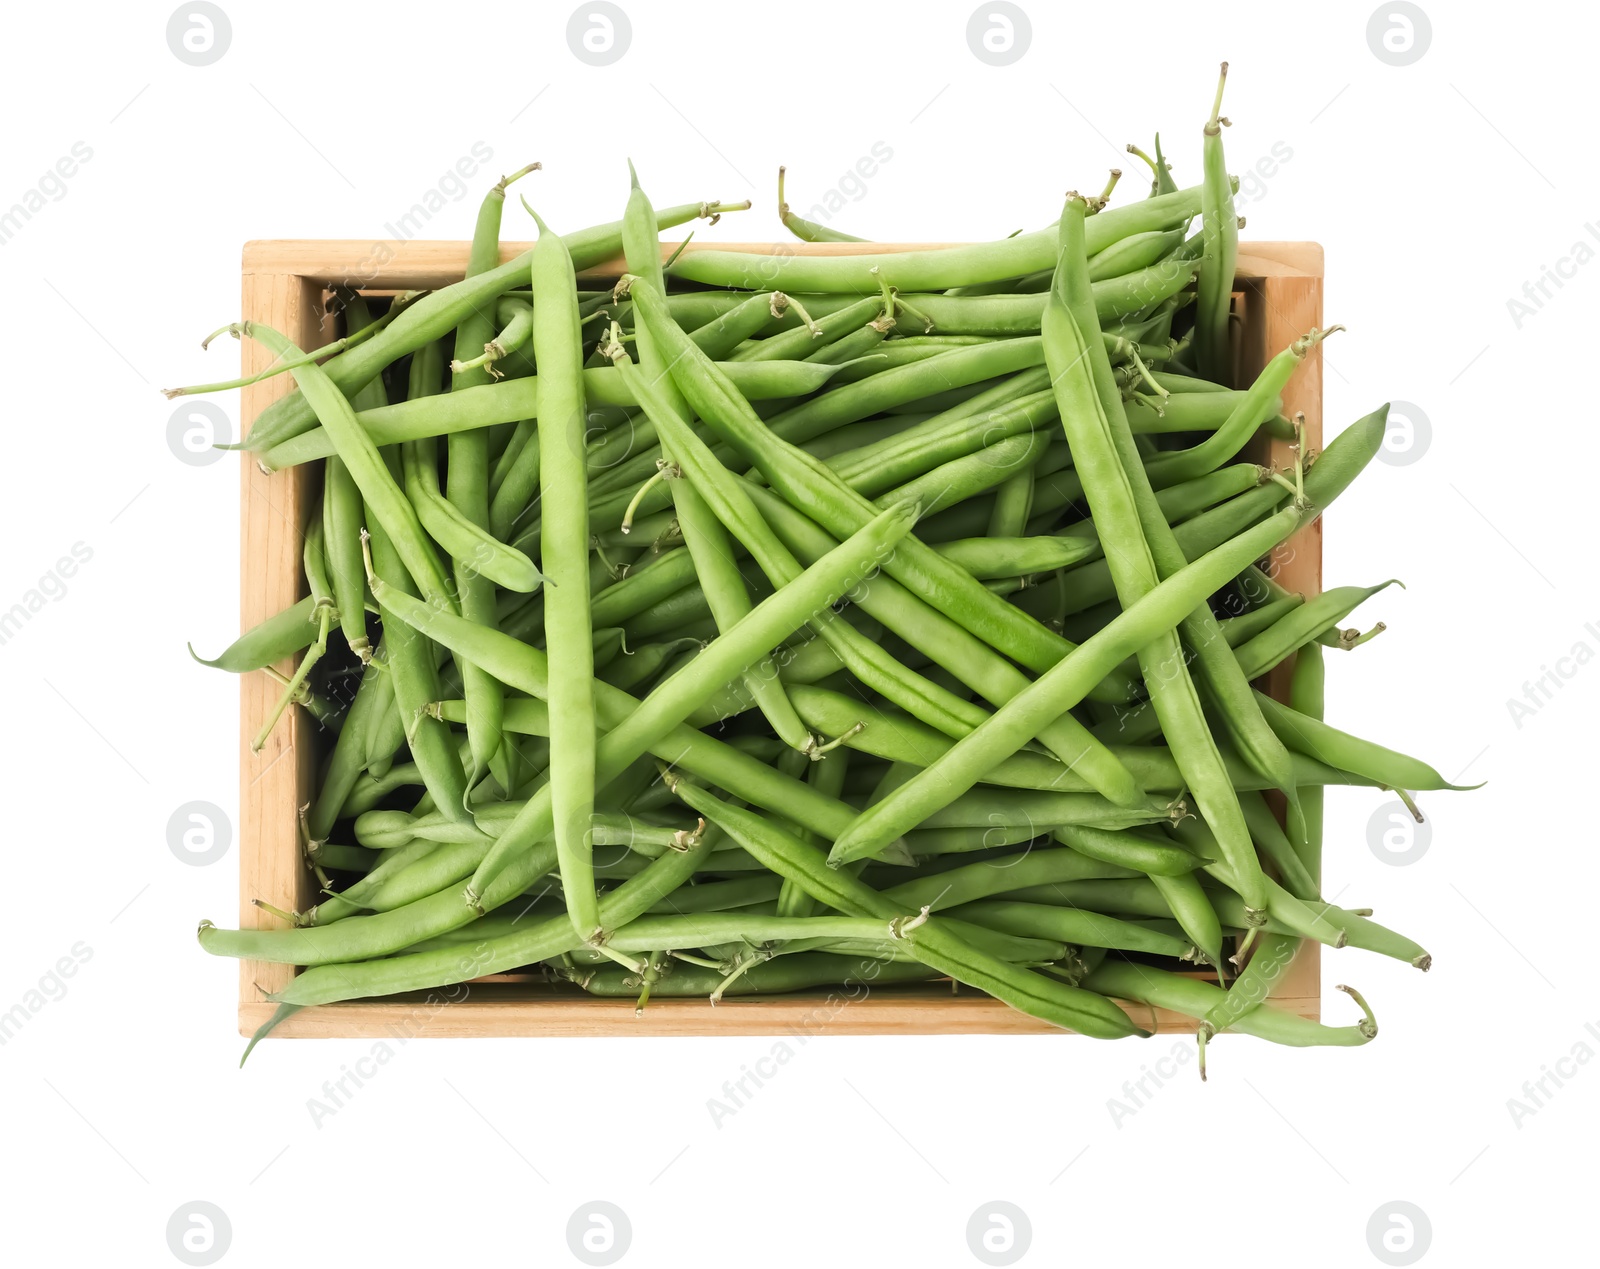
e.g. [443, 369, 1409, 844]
[238, 271, 330, 1006]
[240, 239, 1322, 289]
[238, 240, 1325, 1037]
[242, 989, 1322, 1040]
[1238, 266, 1326, 1021]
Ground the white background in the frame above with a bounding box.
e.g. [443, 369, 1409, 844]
[0, 1, 1588, 1264]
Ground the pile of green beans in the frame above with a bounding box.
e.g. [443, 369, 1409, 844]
[183, 71, 1462, 1069]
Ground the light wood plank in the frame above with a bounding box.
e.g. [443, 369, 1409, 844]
[241, 991, 1321, 1040]
[240, 238, 1323, 288]
[1239, 268, 1326, 1021]
[238, 272, 329, 1006]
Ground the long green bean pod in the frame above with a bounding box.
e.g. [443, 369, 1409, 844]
[1195, 64, 1238, 382]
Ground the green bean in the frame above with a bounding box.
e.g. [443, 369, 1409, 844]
[1023, 403, 1390, 619]
[308, 842, 378, 874]
[608, 303, 1139, 797]
[308, 658, 392, 838]
[1290, 642, 1326, 877]
[324, 292, 391, 660]
[777, 166, 869, 243]
[1143, 328, 1335, 492]
[433, 696, 869, 847]
[1235, 790, 1319, 901]
[251, 512, 335, 750]
[692, 291, 788, 359]
[575, 954, 937, 997]
[623, 169, 814, 754]
[737, 280, 1185, 340]
[448, 500, 918, 899]
[882, 849, 1140, 912]
[516, 211, 602, 939]
[1253, 694, 1474, 794]
[1084, 961, 1375, 1049]
[1087, 227, 1186, 280]
[1051, 824, 1201, 877]
[1149, 870, 1228, 975]
[760, 338, 1046, 446]
[598, 637, 702, 693]
[580, 298, 791, 481]
[260, 359, 843, 472]
[1217, 593, 1304, 646]
[401, 437, 543, 591]
[1063, 191, 1312, 883]
[587, 549, 697, 626]
[986, 454, 1037, 538]
[828, 374, 1056, 497]
[821, 337, 995, 380]
[361, 350, 470, 823]
[882, 429, 1051, 519]
[1195, 64, 1239, 381]
[1040, 462, 1265, 552]
[229, 321, 457, 612]
[361, 804, 684, 856]
[821, 495, 1303, 867]
[932, 535, 1097, 579]
[259, 821, 714, 1005]
[732, 293, 886, 362]
[911, 789, 1173, 834]
[451, 298, 534, 377]
[630, 279, 1148, 812]
[671, 779, 1144, 1038]
[188, 595, 318, 673]
[1123, 389, 1281, 436]
[1233, 581, 1402, 678]
[243, 198, 746, 454]
[1199, 932, 1304, 1065]
[444, 169, 540, 799]
[954, 900, 1193, 959]
[650, 875, 785, 914]
[669, 184, 1204, 292]
[605, 911, 911, 952]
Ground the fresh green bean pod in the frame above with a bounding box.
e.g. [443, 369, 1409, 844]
[671, 779, 1145, 1039]
[244, 198, 748, 454]
[1195, 64, 1239, 382]
[1085, 961, 1375, 1049]
[668, 184, 1204, 292]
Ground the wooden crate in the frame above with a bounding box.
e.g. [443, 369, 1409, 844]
[236, 238, 1325, 1039]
